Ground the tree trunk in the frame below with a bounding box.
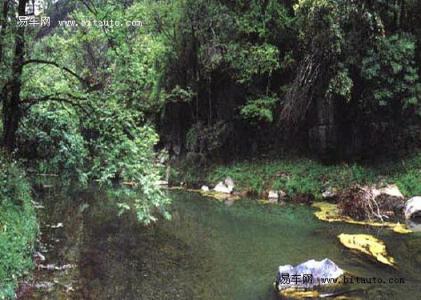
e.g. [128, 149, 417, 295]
[0, 0, 9, 61]
[2, 0, 27, 152]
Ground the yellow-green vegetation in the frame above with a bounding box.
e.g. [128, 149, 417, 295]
[173, 153, 421, 197]
[0, 155, 38, 299]
[199, 191, 240, 202]
[168, 187, 241, 202]
[279, 288, 320, 298]
[338, 234, 395, 267]
[312, 202, 412, 234]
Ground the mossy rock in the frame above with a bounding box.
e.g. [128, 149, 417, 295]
[338, 234, 395, 267]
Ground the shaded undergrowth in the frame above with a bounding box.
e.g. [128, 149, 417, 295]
[0, 154, 38, 299]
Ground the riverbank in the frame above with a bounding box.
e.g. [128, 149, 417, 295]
[0, 155, 38, 299]
[171, 153, 421, 199]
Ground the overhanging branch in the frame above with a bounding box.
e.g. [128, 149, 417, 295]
[21, 92, 92, 114]
[22, 59, 89, 87]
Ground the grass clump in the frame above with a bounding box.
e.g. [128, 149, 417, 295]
[206, 159, 372, 197]
[390, 154, 421, 196]
[203, 153, 420, 198]
[0, 153, 38, 299]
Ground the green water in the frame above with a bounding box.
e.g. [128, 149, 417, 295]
[24, 189, 421, 299]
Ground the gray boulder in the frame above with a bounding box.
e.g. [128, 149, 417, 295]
[275, 258, 344, 291]
[404, 196, 421, 221]
[405, 197, 421, 231]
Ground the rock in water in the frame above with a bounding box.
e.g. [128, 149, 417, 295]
[213, 182, 232, 194]
[275, 258, 344, 291]
[268, 190, 279, 200]
[201, 185, 209, 192]
[404, 197, 421, 221]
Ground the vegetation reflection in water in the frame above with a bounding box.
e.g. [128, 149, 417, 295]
[27, 189, 421, 300]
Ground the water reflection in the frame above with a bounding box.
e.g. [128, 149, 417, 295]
[23, 188, 421, 300]
[406, 217, 421, 232]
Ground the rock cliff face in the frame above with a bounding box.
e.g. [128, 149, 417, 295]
[308, 94, 365, 161]
[308, 92, 337, 160]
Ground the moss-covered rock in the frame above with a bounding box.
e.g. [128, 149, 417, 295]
[338, 234, 395, 267]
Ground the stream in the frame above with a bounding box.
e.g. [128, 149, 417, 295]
[21, 187, 421, 299]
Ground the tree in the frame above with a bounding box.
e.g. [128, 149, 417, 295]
[0, 0, 171, 223]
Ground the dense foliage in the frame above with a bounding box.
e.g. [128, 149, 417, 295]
[157, 0, 421, 159]
[0, 154, 37, 299]
[1, 0, 172, 224]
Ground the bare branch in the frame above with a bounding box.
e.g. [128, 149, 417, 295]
[80, 0, 98, 15]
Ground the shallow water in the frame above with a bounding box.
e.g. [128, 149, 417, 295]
[22, 188, 421, 299]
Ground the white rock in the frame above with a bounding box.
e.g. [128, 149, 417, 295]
[404, 196, 421, 220]
[268, 190, 279, 199]
[276, 258, 344, 291]
[50, 223, 63, 229]
[201, 185, 209, 192]
[224, 177, 235, 192]
[34, 251, 46, 262]
[214, 182, 232, 194]
[322, 187, 337, 199]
